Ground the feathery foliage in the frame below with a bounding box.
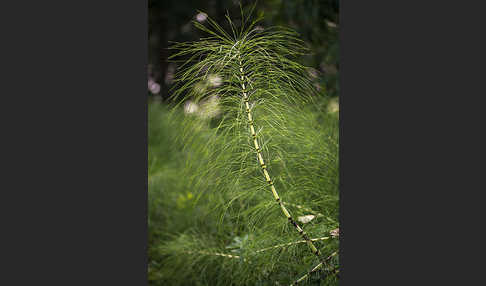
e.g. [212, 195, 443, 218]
[149, 8, 339, 285]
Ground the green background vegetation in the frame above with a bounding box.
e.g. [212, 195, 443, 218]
[148, 1, 339, 285]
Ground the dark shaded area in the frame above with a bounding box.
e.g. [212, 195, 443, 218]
[148, 0, 339, 100]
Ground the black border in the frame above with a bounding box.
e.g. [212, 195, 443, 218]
[2, 1, 148, 284]
[341, 1, 485, 284]
[3, 0, 484, 284]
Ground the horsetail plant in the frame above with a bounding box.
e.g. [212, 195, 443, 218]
[157, 7, 339, 285]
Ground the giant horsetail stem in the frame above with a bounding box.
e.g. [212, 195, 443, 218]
[236, 49, 328, 267]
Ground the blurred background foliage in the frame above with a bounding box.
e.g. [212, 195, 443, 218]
[149, 0, 339, 102]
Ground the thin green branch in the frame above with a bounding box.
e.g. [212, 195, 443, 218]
[184, 236, 331, 261]
[282, 202, 324, 217]
[290, 251, 338, 286]
[255, 236, 330, 253]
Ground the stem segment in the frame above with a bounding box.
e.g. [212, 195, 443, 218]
[237, 52, 326, 265]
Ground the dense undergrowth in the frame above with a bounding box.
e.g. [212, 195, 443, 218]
[149, 9, 339, 286]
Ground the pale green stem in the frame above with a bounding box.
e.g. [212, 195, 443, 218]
[290, 251, 338, 286]
[255, 236, 330, 253]
[236, 51, 326, 265]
